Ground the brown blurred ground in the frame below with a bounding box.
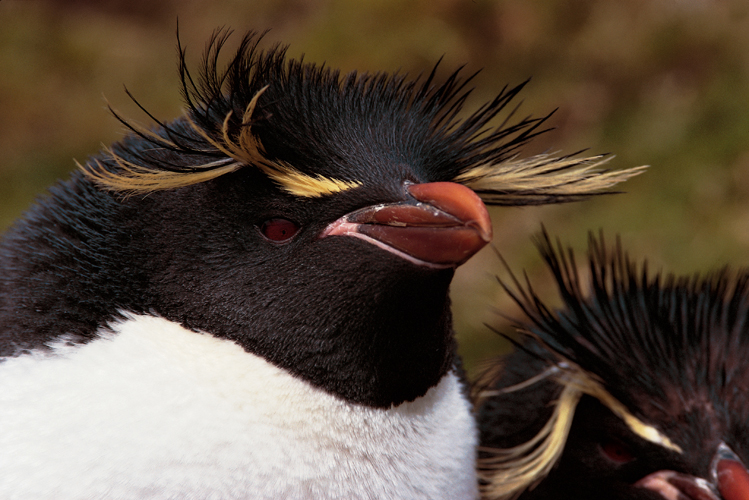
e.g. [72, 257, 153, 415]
[2, 0, 749, 374]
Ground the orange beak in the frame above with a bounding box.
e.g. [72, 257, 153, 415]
[322, 182, 492, 268]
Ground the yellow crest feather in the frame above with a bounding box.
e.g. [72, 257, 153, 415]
[479, 362, 680, 500]
[83, 87, 361, 198]
[80, 154, 241, 194]
[478, 381, 583, 500]
[454, 154, 647, 204]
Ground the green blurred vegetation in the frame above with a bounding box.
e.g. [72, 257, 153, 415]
[2, 0, 749, 375]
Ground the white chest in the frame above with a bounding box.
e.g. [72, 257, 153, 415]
[0, 314, 478, 499]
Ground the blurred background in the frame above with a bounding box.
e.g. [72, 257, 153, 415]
[2, 0, 748, 375]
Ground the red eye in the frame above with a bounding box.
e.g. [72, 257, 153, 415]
[600, 440, 635, 464]
[260, 218, 300, 242]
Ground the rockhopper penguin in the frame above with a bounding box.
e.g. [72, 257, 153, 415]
[476, 232, 749, 500]
[0, 31, 642, 499]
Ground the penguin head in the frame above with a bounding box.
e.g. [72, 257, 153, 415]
[2, 30, 643, 408]
[478, 231, 749, 500]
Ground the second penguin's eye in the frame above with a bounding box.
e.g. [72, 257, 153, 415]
[599, 439, 635, 465]
[260, 218, 300, 242]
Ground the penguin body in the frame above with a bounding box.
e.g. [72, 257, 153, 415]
[0, 31, 641, 498]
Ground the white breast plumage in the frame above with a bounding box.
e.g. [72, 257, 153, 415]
[0, 314, 478, 499]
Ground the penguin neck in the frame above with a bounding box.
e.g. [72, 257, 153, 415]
[170, 266, 460, 409]
[313, 269, 459, 408]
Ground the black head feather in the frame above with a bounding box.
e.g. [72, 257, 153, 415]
[513, 231, 749, 434]
[86, 29, 643, 203]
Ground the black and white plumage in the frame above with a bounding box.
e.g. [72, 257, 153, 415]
[476, 232, 749, 500]
[0, 30, 641, 499]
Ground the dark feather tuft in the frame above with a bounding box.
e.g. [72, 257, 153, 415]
[502, 229, 749, 435]
[81, 29, 643, 201]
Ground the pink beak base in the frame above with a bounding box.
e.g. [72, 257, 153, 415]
[635, 459, 749, 500]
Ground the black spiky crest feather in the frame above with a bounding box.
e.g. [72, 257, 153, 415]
[82, 29, 644, 202]
[479, 230, 749, 499]
[515, 231, 749, 423]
